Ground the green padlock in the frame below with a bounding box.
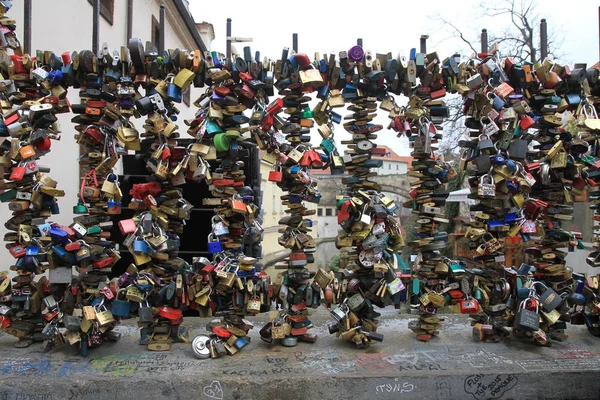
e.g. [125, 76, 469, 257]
[87, 225, 101, 235]
[213, 133, 231, 152]
[73, 200, 88, 214]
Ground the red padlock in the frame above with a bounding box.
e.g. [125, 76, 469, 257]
[459, 298, 480, 314]
[214, 86, 230, 97]
[35, 137, 51, 152]
[299, 152, 312, 167]
[65, 241, 81, 252]
[9, 163, 26, 181]
[519, 115, 535, 130]
[268, 166, 283, 182]
[294, 53, 311, 68]
[161, 147, 171, 162]
[524, 298, 539, 312]
[8, 244, 26, 258]
[202, 263, 215, 274]
[157, 306, 182, 321]
[92, 257, 114, 269]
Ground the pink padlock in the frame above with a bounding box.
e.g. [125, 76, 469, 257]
[118, 219, 137, 235]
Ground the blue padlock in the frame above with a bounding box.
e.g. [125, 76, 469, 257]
[50, 199, 60, 214]
[309, 193, 322, 203]
[409, 48, 417, 61]
[506, 181, 519, 192]
[289, 196, 302, 204]
[207, 234, 222, 254]
[518, 263, 532, 275]
[505, 159, 517, 172]
[133, 238, 148, 254]
[53, 246, 76, 264]
[385, 59, 399, 81]
[504, 212, 517, 224]
[493, 155, 506, 164]
[330, 111, 342, 124]
[167, 81, 182, 103]
[233, 336, 249, 350]
[317, 85, 329, 99]
[319, 59, 327, 73]
[287, 54, 298, 71]
[111, 289, 131, 317]
[26, 245, 39, 256]
[49, 228, 69, 245]
[517, 287, 531, 299]
[48, 70, 63, 85]
[576, 280, 585, 294]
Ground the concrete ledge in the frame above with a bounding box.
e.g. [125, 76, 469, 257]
[0, 309, 599, 399]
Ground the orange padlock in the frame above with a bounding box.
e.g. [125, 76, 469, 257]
[18, 143, 36, 160]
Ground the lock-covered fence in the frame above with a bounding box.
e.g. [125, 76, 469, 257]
[1, 0, 600, 360]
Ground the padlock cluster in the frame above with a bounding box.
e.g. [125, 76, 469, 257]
[182, 49, 273, 348]
[452, 51, 598, 344]
[192, 314, 253, 358]
[0, 0, 82, 348]
[583, 83, 600, 336]
[255, 50, 332, 346]
[382, 53, 455, 341]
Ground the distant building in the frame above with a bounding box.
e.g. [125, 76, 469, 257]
[376, 146, 413, 175]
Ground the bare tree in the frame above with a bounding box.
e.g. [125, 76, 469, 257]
[431, 0, 564, 153]
[434, 0, 563, 63]
[479, 0, 563, 63]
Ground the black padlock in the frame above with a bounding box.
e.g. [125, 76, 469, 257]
[477, 135, 495, 155]
[475, 154, 492, 174]
[535, 282, 562, 312]
[508, 139, 528, 160]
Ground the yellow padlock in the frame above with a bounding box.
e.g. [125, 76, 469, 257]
[173, 68, 195, 89]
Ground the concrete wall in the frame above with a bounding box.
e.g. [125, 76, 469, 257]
[1, 0, 210, 267]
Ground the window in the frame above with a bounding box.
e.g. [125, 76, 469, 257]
[317, 208, 323, 216]
[152, 16, 160, 50]
[272, 195, 276, 214]
[396, 164, 399, 170]
[325, 208, 333, 216]
[388, 164, 391, 169]
[88, 0, 114, 25]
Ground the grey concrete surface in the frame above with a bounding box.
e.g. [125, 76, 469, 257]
[0, 308, 599, 400]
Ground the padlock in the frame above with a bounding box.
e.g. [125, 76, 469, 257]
[167, 78, 182, 103]
[207, 234, 222, 254]
[459, 298, 480, 314]
[246, 296, 261, 313]
[533, 282, 562, 312]
[111, 289, 131, 317]
[515, 299, 540, 331]
[138, 299, 153, 323]
[268, 164, 283, 182]
[483, 232, 502, 253]
[478, 174, 495, 197]
[95, 304, 116, 327]
[18, 142, 36, 159]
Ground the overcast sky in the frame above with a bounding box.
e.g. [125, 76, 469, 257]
[189, 0, 599, 156]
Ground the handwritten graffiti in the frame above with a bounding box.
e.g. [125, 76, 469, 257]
[464, 374, 518, 400]
[375, 379, 416, 395]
